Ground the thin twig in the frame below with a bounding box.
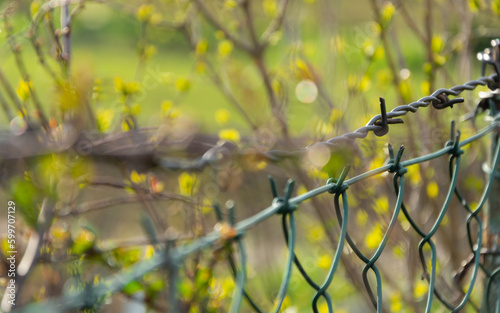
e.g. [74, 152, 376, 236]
[260, 0, 290, 46]
[193, 0, 255, 53]
[4, 18, 50, 130]
[60, 0, 71, 75]
[396, 0, 427, 44]
[0, 68, 28, 122]
[241, 0, 261, 51]
[0, 89, 13, 122]
[59, 191, 195, 217]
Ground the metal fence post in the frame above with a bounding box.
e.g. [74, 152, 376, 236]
[481, 109, 500, 312]
[481, 80, 500, 311]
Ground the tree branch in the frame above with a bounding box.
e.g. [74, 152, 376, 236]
[193, 0, 256, 54]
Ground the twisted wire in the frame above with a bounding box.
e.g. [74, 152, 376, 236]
[184, 74, 498, 167]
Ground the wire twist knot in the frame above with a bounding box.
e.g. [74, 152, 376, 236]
[327, 164, 351, 194]
[446, 121, 464, 157]
[268, 177, 297, 215]
[326, 179, 349, 194]
[387, 144, 407, 176]
[274, 197, 298, 215]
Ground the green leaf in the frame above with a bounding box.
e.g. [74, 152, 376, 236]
[194, 267, 212, 289]
[431, 35, 444, 53]
[147, 278, 165, 296]
[493, 0, 500, 14]
[72, 229, 95, 255]
[178, 279, 194, 299]
[123, 280, 143, 295]
[468, 0, 483, 11]
[10, 178, 40, 228]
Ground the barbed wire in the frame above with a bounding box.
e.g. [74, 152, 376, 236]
[158, 74, 498, 169]
[0, 73, 496, 174]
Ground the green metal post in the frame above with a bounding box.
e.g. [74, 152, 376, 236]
[482, 99, 500, 313]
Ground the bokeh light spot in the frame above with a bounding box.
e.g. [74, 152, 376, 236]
[10, 116, 27, 135]
[295, 80, 318, 103]
[306, 143, 330, 168]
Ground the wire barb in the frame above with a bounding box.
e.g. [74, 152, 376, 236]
[374, 97, 404, 137]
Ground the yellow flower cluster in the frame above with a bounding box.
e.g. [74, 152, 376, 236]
[219, 128, 240, 143]
[114, 77, 141, 97]
[136, 4, 162, 24]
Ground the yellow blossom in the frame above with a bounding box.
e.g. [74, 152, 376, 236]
[263, 0, 277, 16]
[215, 109, 230, 125]
[356, 210, 368, 226]
[178, 172, 198, 196]
[130, 170, 146, 184]
[219, 128, 240, 143]
[374, 197, 388, 214]
[365, 224, 384, 249]
[390, 291, 403, 312]
[427, 181, 439, 199]
[224, 0, 238, 9]
[414, 280, 428, 298]
[175, 77, 191, 92]
[317, 254, 332, 269]
[196, 40, 208, 56]
[96, 109, 114, 132]
[114, 77, 140, 96]
[143, 44, 157, 59]
[136, 4, 154, 23]
[380, 2, 395, 26]
[307, 227, 325, 242]
[218, 40, 234, 57]
[329, 109, 343, 124]
[144, 245, 154, 259]
[16, 79, 32, 102]
[30, 0, 41, 17]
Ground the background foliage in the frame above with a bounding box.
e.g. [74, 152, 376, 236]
[0, 0, 500, 312]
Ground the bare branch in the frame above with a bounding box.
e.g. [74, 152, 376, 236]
[4, 18, 50, 130]
[60, 0, 71, 74]
[192, 0, 256, 54]
[0, 68, 28, 123]
[59, 192, 196, 217]
[260, 0, 290, 45]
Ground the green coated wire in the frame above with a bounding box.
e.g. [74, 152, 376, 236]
[226, 248, 264, 312]
[479, 135, 500, 313]
[364, 171, 406, 313]
[419, 141, 461, 313]
[422, 137, 462, 311]
[332, 198, 379, 308]
[229, 238, 247, 313]
[312, 190, 349, 313]
[394, 157, 455, 310]
[281, 211, 322, 291]
[450, 134, 500, 312]
[273, 212, 296, 313]
[215, 204, 263, 312]
[16, 117, 500, 313]
[486, 268, 500, 313]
